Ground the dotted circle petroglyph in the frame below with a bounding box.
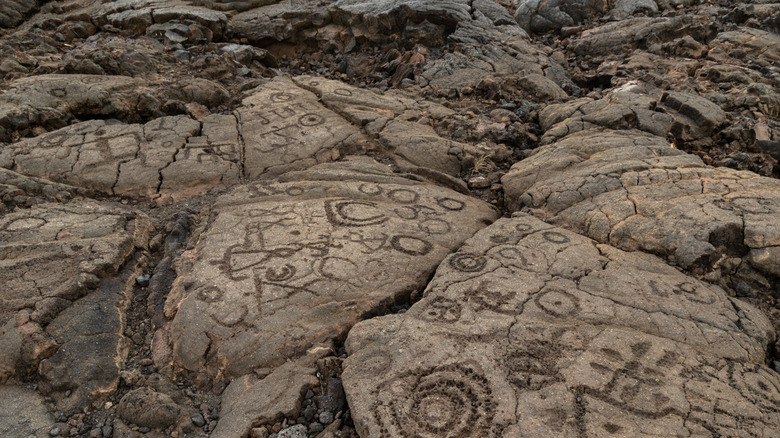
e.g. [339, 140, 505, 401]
[196, 286, 224, 304]
[299, 113, 325, 126]
[265, 265, 296, 282]
[534, 289, 580, 317]
[270, 92, 294, 102]
[448, 253, 487, 272]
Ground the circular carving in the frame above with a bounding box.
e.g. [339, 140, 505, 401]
[265, 265, 296, 282]
[333, 88, 353, 96]
[418, 219, 451, 235]
[729, 363, 780, 412]
[390, 235, 433, 256]
[542, 231, 570, 244]
[285, 186, 305, 196]
[270, 92, 294, 102]
[387, 189, 419, 204]
[325, 200, 388, 227]
[374, 363, 497, 437]
[534, 289, 580, 317]
[298, 113, 325, 126]
[358, 183, 383, 195]
[448, 253, 487, 272]
[436, 197, 465, 211]
[514, 223, 534, 234]
[196, 286, 224, 303]
[418, 297, 461, 323]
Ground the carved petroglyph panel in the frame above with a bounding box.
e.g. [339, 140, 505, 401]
[166, 164, 499, 378]
[502, 129, 780, 279]
[343, 215, 779, 437]
[0, 115, 244, 199]
[237, 77, 365, 178]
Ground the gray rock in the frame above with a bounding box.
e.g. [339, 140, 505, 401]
[502, 129, 780, 279]
[0, 386, 54, 438]
[117, 387, 180, 429]
[165, 158, 499, 379]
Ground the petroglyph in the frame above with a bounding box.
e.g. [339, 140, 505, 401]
[343, 214, 779, 437]
[502, 129, 780, 280]
[163, 161, 499, 378]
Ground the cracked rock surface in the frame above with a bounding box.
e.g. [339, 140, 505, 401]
[343, 214, 779, 437]
[2, 0, 780, 436]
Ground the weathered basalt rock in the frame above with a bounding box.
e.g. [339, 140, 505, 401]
[502, 129, 780, 280]
[0, 200, 150, 413]
[342, 215, 779, 437]
[162, 159, 499, 379]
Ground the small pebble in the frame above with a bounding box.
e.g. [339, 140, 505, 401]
[49, 428, 61, 437]
[101, 426, 112, 437]
[308, 422, 324, 434]
[139, 426, 150, 433]
[319, 411, 334, 425]
[734, 281, 754, 297]
[136, 275, 150, 287]
[191, 413, 206, 427]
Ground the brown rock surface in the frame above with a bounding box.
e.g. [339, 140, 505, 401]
[163, 159, 499, 379]
[342, 215, 779, 437]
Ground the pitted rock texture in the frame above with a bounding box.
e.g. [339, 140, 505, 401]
[502, 129, 780, 280]
[0, 385, 53, 438]
[163, 159, 499, 379]
[0, 201, 150, 400]
[2, 0, 780, 435]
[342, 215, 779, 437]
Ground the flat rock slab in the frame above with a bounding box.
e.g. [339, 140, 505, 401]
[0, 201, 150, 389]
[0, 168, 91, 212]
[0, 74, 147, 142]
[0, 385, 54, 438]
[164, 159, 499, 379]
[0, 115, 241, 199]
[293, 75, 463, 175]
[502, 129, 780, 279]
[342, 215, 779, 437]
[236, 76, 365, 178]
[1, 76, 477, 197]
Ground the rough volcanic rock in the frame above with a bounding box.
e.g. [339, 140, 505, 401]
[116, 387, 181, 429]
[162, 158, 499, 379]
[342, 215, 779, 437]
[0, 0, 41, 28]
[91, 0, 228, 40]
[0, 385, 54, 438]
[0, 116, 207, 198]
[566, 15, 717, 57]
[514, 0, 699, 33]
[236, 76, 366, 178]
[0, 74, 148, 142]
[212, 361, 318, 438]
[0, 201, 151, 404]
[0, 168, 91, 213]
[502, 129, 780, 280]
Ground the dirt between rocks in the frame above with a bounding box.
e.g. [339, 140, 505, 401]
[1, 0, 779, 437]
